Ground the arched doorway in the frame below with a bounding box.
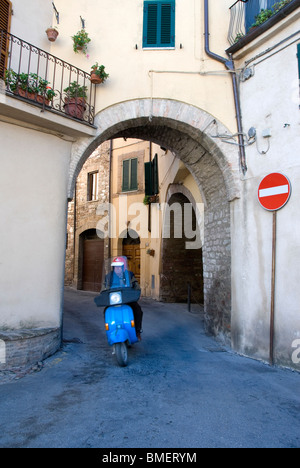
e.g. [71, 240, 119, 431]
[68, 99, 241, 341]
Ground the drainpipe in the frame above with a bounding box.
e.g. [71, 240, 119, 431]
[108, 139, 113, 258]
[204, 0, 247, 175]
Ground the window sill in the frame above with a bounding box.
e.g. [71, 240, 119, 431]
[142, 47, 175, 50]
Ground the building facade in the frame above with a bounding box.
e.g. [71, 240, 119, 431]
[0, 0, 299, 370]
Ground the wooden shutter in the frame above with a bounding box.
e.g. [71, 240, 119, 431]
[122, 159, 130, 192]
[146, 3, 158, 45]
[0, 0, 12, 78]
[144, 161, 152, 196]
[143, 1, 175, 48]
[161, 3, 172, 45]
[123, 158, 138, 192]
[144, 154, 159, 196]
[152, 153, 159, 194]
[130, 158, 138, 191]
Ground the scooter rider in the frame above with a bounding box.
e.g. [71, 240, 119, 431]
[105, 257, 143, 340]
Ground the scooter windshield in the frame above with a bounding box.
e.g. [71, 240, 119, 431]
[95, 256, 141, 307]
[102, 256, 132, 291]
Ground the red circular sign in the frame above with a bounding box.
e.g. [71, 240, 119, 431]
[258, 173, 291, 211]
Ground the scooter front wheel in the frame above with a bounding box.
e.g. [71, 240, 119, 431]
[115, 342, 128, 367]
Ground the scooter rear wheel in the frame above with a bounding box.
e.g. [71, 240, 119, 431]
[115, 342, 128, 367]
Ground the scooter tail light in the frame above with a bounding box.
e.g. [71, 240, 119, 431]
[131, 320, 135, 328]
[105, 323, 109, 331]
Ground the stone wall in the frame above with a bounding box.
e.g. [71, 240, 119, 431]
[0, 328, 61, 370]
[161, 193, 204, 304]
[65, 141, 110, 287]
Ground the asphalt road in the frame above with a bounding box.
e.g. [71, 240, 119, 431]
[0, 288, 299, 448]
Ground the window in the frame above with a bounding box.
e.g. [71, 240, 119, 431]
[122, 158, 138, 192]
[87, 171, 98, 201]
[143, 0, 175, 49]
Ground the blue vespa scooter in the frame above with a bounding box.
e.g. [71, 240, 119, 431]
[94, 257, 140, 366]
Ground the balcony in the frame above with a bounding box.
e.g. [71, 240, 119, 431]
[227, 0, 299, 49]
[0, 30, 96, 128]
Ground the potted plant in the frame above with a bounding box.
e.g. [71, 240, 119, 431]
[46, 26, 59, 42]
[33, 74, 56, 105]
[71, 29, 91, 54]
[90, 63, 109, 84]
[8, 72, 36, 99]
[4, 69, 56, 106]
[63, 81, 88, 119]
[234, 32, 244, 43]
[143, 194, 159, 205]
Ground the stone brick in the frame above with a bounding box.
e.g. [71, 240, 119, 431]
[0, 328, 60, 370]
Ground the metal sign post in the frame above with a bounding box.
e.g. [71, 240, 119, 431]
[269, 211, 277, 366]
[258, 173, 292, 365]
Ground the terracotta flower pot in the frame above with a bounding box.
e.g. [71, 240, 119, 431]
[26, 91, 36, 101]
[46, 28, 59, 42]
[64, 97, 86, 120]
[16, 88, 27, 98]
[36, 94, 50, 106]
[90, 71, 104, 84]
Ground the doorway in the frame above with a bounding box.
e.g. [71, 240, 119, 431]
[80, 229, 104, 291]
[122, 230, 141, 283]
[161, 192, 204, 304]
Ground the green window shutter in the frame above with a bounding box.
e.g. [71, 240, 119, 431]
[144, 154, 159, 196]
[146, 3, 158, 45]
[143, 1, 175, 48]
[152, 153, 159, 194]
[130, 158, 138, 191]
[161, 3, 172, 45]
[144, 161, 152, 196]
[122, 158, 138, 192]
[122, 159, 130, 192]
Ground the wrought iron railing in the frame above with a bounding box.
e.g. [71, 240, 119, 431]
[228, 0, 294, 46]
[0, 30, 96, 126]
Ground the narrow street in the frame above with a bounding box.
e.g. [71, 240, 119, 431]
[0, 288, 299, 448]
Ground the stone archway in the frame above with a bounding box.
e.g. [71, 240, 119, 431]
[68, 99, 241, 341]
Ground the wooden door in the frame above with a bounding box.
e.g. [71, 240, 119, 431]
[123, 244, 141, 283]
[82, 238, 104, 291]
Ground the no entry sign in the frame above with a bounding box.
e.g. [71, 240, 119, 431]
[258, 173, 291, 211]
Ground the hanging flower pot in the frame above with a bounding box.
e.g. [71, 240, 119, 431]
[90, 63, 109, 84]
[71, 29, 91, 55]
[90, 71, 103, 85]
[46, 27, 59, 42]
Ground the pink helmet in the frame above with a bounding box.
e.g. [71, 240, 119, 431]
[111, 256, 127, 267]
